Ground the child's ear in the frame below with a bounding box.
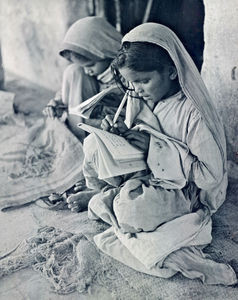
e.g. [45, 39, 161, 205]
[169, 66, 177, 80]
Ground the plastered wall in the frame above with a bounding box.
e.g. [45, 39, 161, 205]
[0, 0, 90, 92]
[202, 0, 238, 161]
[0, 0, 237, 161]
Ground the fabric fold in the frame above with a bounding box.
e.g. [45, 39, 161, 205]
[0, 118, 84, 210]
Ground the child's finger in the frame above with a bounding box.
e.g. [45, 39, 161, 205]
[101, 118, 114, 131]
[49, 107, 56, 119]
[75, 180, 85, 187]
[74, 185, 83, 192]
[42, 108, 47, 116]
[48, 193, 62, 202]
[123, 131, 142, 141]
[68, 201, 78, 209]
[66, 194, 77, 203]
[48, 99, 57, 106]
[105, 115, 114, 126]
[68, 200, 82, 212]
[114, 121, 128, 133]
[101, 119, 110, 131]
[43, 107, 50, 117]
[71, 206, 82, 213]
[123, 131, 149, 152]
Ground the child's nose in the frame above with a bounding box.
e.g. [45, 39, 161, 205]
[134, 83, 143, 94]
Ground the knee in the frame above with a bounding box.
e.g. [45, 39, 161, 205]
[83, 134, 98, 161]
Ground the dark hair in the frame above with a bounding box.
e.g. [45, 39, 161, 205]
[111, 41, 175, 92]
[60, 50, 91, 63]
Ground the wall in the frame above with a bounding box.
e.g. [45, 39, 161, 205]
[1, 0, 237, 162]
[202, 0, 238, 161]
[0, 0, 205, 90]
[0, 0, 90, 92]
[0, 43, 4, 89]
[105, 0, 204, 71]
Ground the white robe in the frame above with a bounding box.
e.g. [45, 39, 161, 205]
[82, 22, 236, 285]
[85, 92, 235, 285]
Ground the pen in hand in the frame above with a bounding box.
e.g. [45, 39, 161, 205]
[101, 91, 128, 134]
[112, 91, 128, 124]
[101, 114, 128, 135]
[111, 92, 128, 134]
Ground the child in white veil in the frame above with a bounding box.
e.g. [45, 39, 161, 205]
[43, 16, 123, 140]
[73, 23, 236, 285]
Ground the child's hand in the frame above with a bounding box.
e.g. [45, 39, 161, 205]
[123, 130, 150, 153]
[101, 114, 113, 131]
[43, 99, 66, 119]
[43, 99, 57, 119]
[101, 114, 128, 134]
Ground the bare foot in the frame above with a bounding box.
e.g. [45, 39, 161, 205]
[73, 178, 86, 193]
[66, 190, 98, 213]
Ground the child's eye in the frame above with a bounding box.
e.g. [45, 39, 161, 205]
[141, 80, 149, 84]
[84, 62, 95, 68]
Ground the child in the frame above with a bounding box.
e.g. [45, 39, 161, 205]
[69, 23, 237, 285]
[43, 16, 123, 140]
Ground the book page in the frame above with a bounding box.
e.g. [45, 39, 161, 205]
[78, 123, 144, 161]
[93, 134, 147, 179]
[69, 85, 118, 118]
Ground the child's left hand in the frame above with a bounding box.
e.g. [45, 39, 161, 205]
[123, 130, 150, 153]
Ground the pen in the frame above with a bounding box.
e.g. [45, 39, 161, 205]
[112, 91, 128, 125]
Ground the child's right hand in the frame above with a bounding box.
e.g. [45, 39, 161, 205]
[43, 99, 58, 119]
[101, 114, 128, 134]
[43, 99, 66, 119]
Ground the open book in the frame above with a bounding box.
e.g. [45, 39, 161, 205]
[78, 123, 147, 179]
[69, 85, 120, 119]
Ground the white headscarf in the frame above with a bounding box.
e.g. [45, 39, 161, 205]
[122, 23, 226, 170]
[60, 16, 122, 63]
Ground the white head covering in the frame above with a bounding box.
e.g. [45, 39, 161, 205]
[122, 23, 226, 169]
[59, 16, 122, 64]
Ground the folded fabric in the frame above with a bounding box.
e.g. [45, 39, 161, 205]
[89, 185, 237, 285]
[113, 178, 191, 233]
[0, 116, 84, 210]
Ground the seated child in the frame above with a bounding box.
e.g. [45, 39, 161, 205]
[43, 16, 123, 140]
[66, 22, 237, 285]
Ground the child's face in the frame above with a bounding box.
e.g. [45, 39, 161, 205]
[82, 60, 110, 77]
[119, 66, 176, 103]
[70, 52, 110, 77]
